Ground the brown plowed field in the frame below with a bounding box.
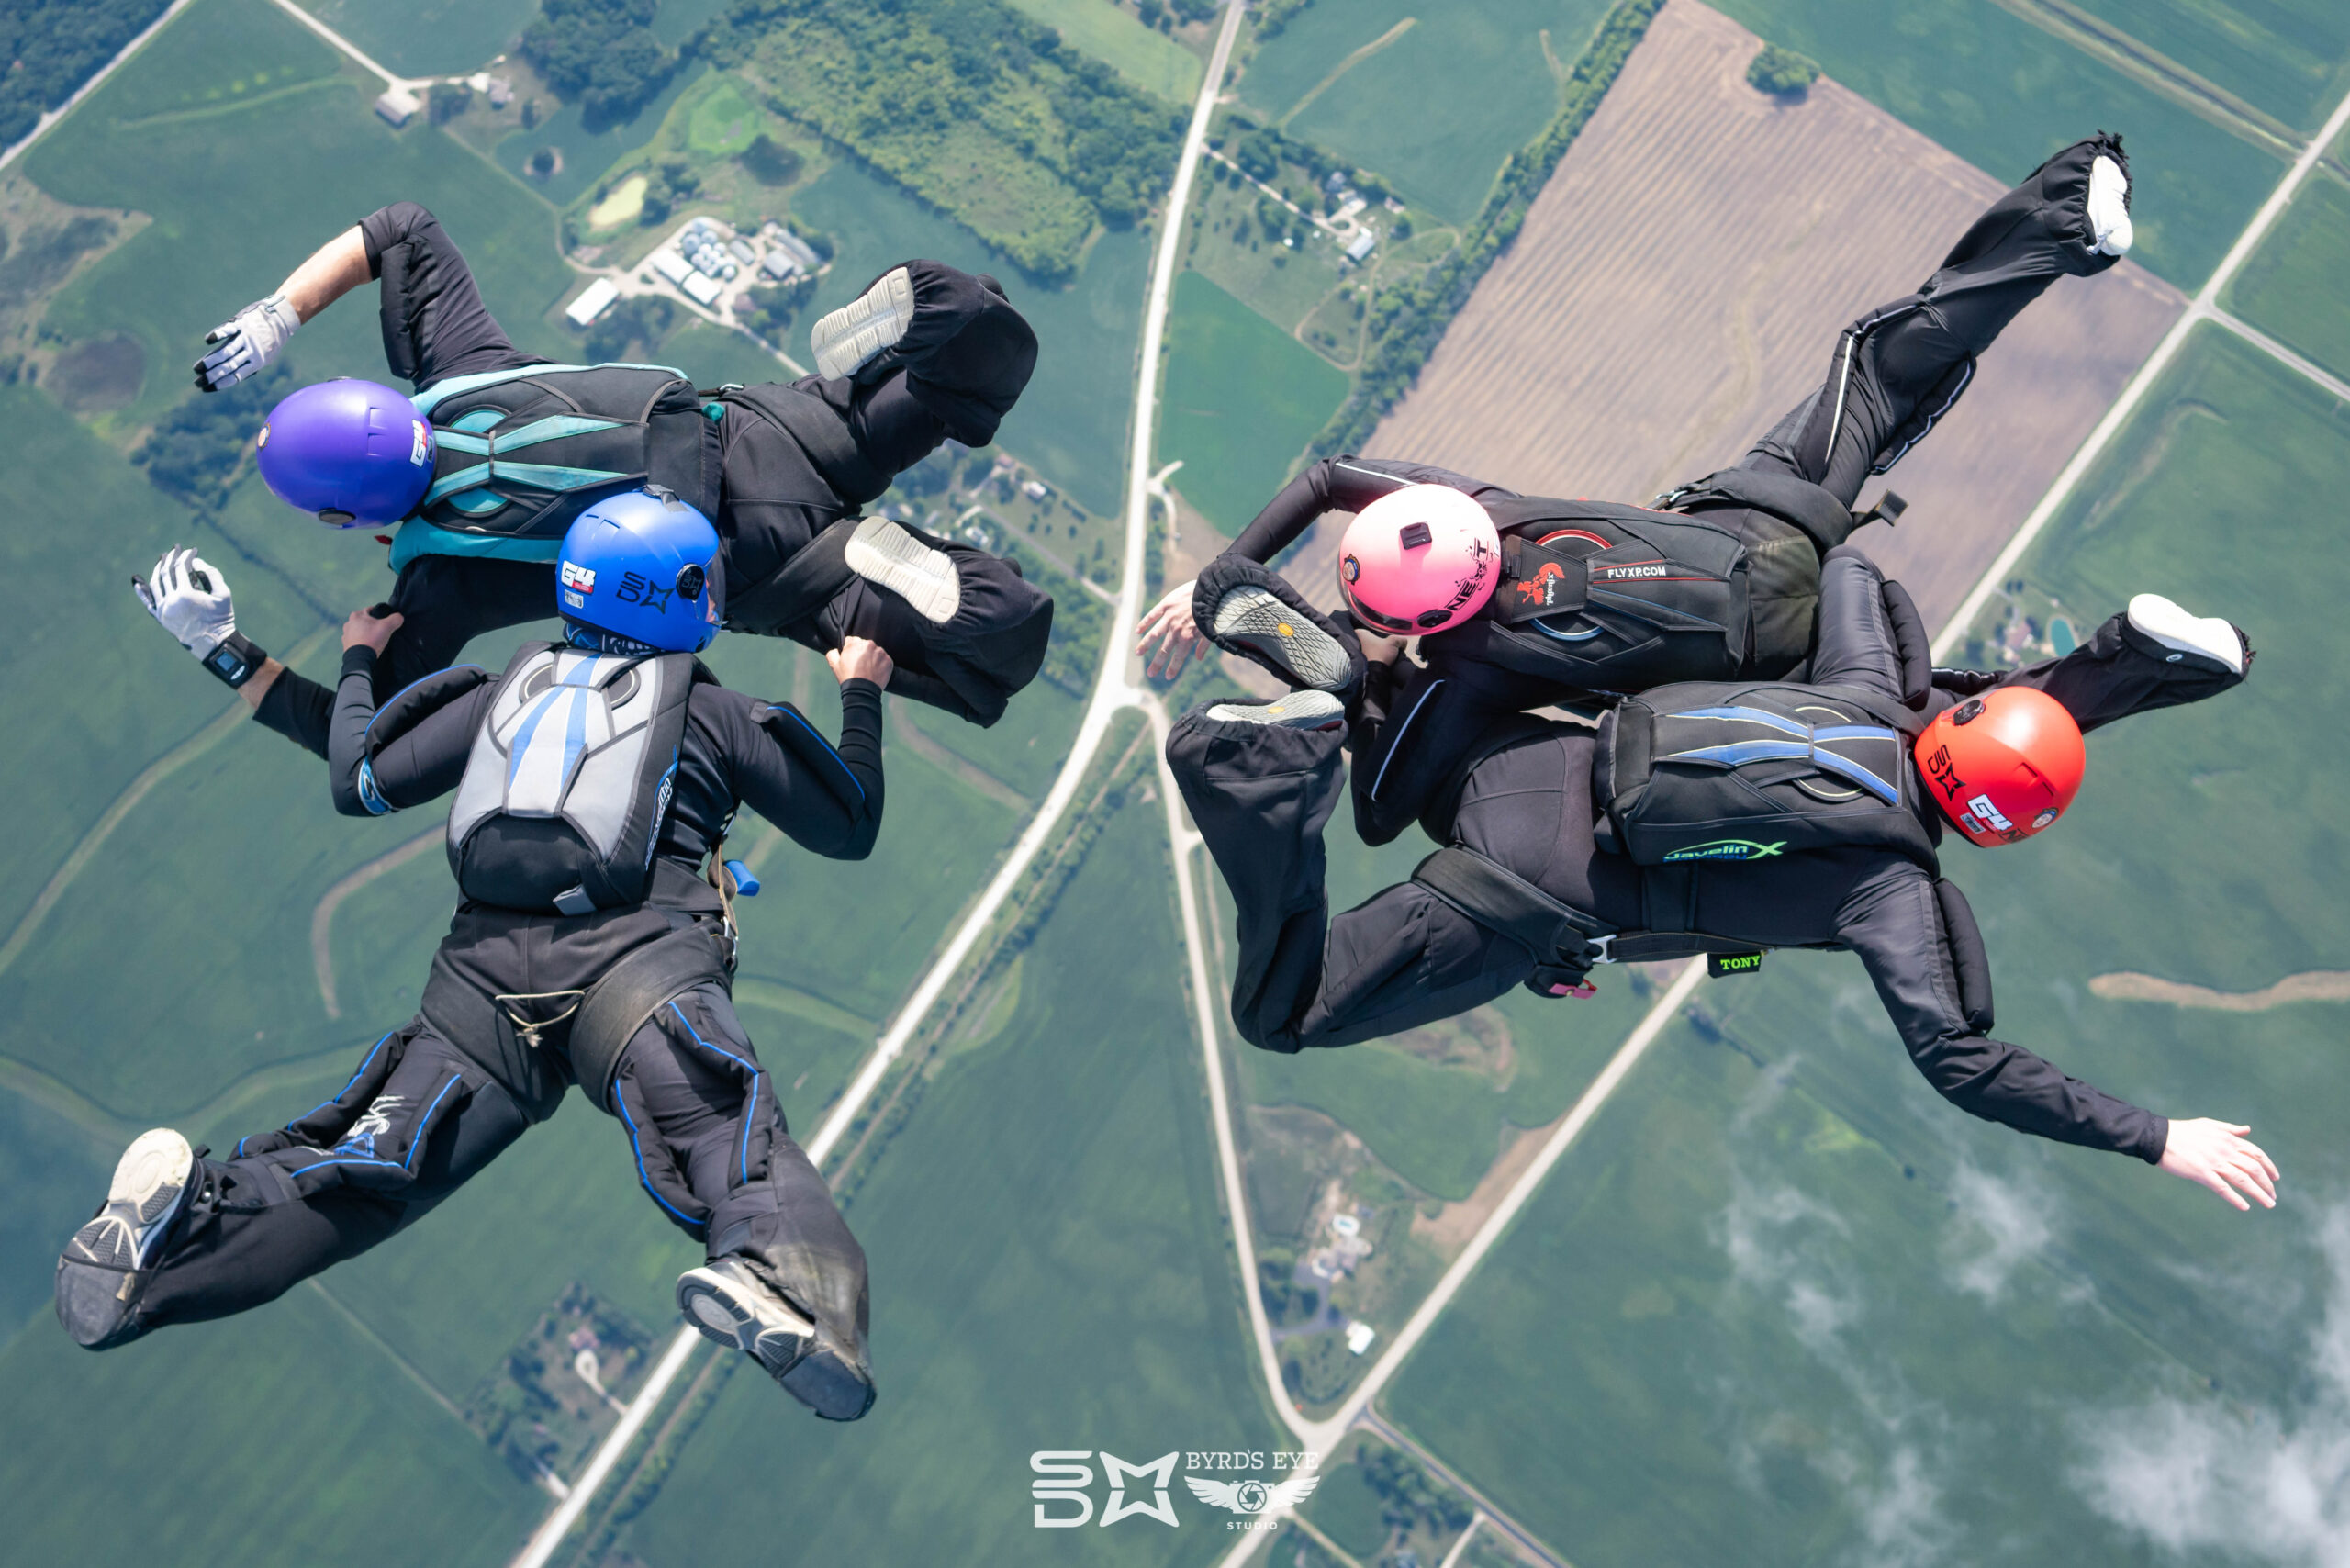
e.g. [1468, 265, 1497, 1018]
[1310, 0, 2186, 627]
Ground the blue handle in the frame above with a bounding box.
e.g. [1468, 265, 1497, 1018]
[724, 859, 760, 897]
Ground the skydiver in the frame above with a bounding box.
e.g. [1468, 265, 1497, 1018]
[68, 494, 889, 1418]
[1139, 135, 2139, 836]
[174, 202, 1051, 749]
[1165, 545, 2279, 1211]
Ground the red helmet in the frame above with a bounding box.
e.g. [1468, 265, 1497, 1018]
[1337, 484, 1500, 633]
[1912, 687, 2086, 847]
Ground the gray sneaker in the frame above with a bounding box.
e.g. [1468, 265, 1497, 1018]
[56, 1128, 196, 1350]
[845, 515, 960, 624]
[811, 265, 916, 381]
[1210, 585, 1353, 691]
[1204, 690, 1347, 729]
[678, 1258, 876, 1421]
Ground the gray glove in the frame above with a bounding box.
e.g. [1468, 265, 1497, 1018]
[194, 293, 299, 392]
[132, 547, 237, 660]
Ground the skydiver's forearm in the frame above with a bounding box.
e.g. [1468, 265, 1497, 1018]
[326, 647, 384, 813]
[240, 658, 283, 711]
[1229, 464, 1337, 563]
[252, 659, 333, 759]
[1913, 1028, 2167, 1161]
[276, 226, 372, 324]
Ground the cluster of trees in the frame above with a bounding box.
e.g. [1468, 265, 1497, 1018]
[521, 0, 676, 130]
[634, 157, 701, 226]
[1134, 0, 1215, 31]
[699, 0, 1181, 281]
[740, 130, 802, 186]
[736, 274, 817, 345]
[1257, 1250, 1322, 1327]
[582, 295, 676, 362]
[1312, 0, 1665, 457]
[0, 0, 171, 147]
[1359, 1446, 1472, 1539]
[134, 366, 290, 513]
[1748, 43, 1819, 95]
[1252, 0, 1314, 41]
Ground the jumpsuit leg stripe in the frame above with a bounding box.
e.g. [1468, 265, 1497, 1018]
[1370, 679, 1446, 801]
[1822, 303, 1924, 465]
[284, 1074, 465, 1177]
[292, 1031, 395, 1128]
[665, 1000, 764, 1185]
[1875, 357, 1975, 474]
[615, 1088, 702, 1227]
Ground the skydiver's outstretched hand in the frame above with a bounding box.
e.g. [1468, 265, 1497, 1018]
[194, 295, 300, 392]
[342, 603, 404, 655]
[827, 635, 894, 687]
[1136, 578, 1202, 680]
[2159, 1118, 2278, 1211]
[133, 547, 237, 659]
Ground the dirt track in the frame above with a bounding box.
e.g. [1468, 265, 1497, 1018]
[1311, 0, 2187, 627]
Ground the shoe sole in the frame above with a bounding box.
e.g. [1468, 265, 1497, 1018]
[1205, 691, 1347, 730]
[846, 515, 959, 624]
[66, 1128, 193, 1271]
[2127, 593, 2241, 673]
[811, 266, 915, 381]
[1211, 586, 1351, 690]
[677, 1266, 873, 1418]
[2088, 155, 2132, 257]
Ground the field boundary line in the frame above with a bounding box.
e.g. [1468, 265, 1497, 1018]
[2207, 307, 2350, 404]
[1935, 78, 2350, 660]
[505, 5, 1249, 1562]
[259, 0, 417, 91]
[0, 0, 201, 174]
[311, 828, 442, 1018]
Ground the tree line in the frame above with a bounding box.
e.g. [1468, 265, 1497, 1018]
[0, 0, 173, 149]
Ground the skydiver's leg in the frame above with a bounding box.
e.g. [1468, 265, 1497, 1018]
[1167, 707, 1525, 1053]
[56, 1024, 530, 1348]
[247, 555, 558, 758]
[1938, 596, 2250, 734]
[719, 262, 1049, 726]
[1740, 134, 2132, 505]
[608, 986, 873, 1420]
[364, 202, 542, 389]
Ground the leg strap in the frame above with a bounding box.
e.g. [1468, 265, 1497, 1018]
[1411, 846, 1617, 993]
[569, 928, 733, 1114]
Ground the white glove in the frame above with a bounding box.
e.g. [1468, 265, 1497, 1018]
[133, 547, 237, 660]
[194, 293, 299, 392]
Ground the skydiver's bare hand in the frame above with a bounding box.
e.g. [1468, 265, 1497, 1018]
[342, 604, 402, 654]
[827, 635, 893, 687]
[1136, 579, 1201, 680]
[2158, 1118, 2278, 1211]
[1356, 626, 1407, 667]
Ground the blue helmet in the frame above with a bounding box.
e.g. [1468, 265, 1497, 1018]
[255, 379, 436, 526]
[557, 488, 724, 653]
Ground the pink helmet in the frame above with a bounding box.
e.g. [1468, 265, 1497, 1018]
[1337, 484, 1500, 633]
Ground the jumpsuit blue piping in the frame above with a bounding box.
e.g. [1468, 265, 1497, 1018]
[617, 1087, 699, 1226]
[668, 1000, 761, 1184]
[400, 1076, 465, 1171]
[292, 1032, 393, 1128]
[1371, 679, 1445, 801]
[769, 705, 864, 801]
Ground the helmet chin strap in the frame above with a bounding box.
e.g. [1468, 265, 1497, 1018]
[564, 621, 661, 656]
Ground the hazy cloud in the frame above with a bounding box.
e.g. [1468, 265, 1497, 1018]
[1942, 1163, 2055, 1303]
[2072, 1204, 2350, 1566]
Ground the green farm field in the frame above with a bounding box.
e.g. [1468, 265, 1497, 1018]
[2068, 0, 2350, 135]
[1706, 0, 2287, 287]
[1237, 0, 1617, 226]
[2224, 166, 2350, 382]
[624, 804, 1282, 1567]
[1381, 324, 2350, 1564]
[1157, 270, 1349, 532]
[1004, 0, 1206, 103]
[289, 0, 536, 79]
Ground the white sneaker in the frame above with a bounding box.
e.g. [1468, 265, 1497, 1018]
[2088, 155, 2132, 257]
[811, 265, 916, 380]
[65, 1128, 195, 1271]
[2128, 593, 2243, 674]
[845, 515, 960, 623]
[1204, 691, 1347, 729]
[678, 1258, 875, 1420]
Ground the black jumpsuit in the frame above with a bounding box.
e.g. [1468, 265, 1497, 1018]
[120, 643, 884, 1363]
[1219, 135, 2136, 843]
[252, 202, 1048, 753]
[1167, 550, 2246, 1165]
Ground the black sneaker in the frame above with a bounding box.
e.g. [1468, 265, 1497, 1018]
[56, 1128, 196, 1350]
[677, 1258, 876, 1421]
[1195, 555, 1363, 698]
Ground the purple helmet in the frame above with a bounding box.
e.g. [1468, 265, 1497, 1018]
[255, 379, 436, 526]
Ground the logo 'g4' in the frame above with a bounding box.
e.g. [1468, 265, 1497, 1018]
[560, 561, 597, 594]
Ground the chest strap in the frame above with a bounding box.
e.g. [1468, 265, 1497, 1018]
[567, 925, 733, 1114]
